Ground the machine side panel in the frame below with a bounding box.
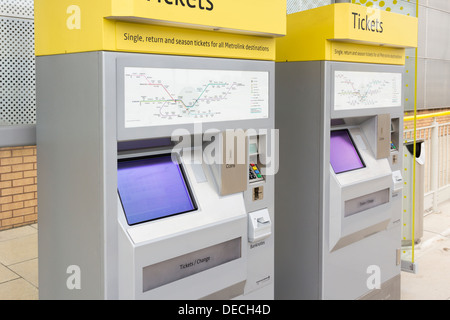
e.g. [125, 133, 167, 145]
[37, 53, 105, 299]
[103, 52, 120, 299]
[275, 61, 323, 299]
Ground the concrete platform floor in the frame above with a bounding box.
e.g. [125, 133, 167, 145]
[1, 201, 450, 300]
[0, 224, 38, 300]
[400, 199, 450, 300]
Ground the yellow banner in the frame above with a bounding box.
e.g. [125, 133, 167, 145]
[330, 42, 405, 65]
[116, 22, 275, 60]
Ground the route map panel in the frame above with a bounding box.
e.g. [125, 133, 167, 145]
[334, 71, 402, 110]
[124, 67, 269, 128]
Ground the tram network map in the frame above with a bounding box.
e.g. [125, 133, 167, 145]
[124, 67, 269, 128]
[334, 71, 402, 110]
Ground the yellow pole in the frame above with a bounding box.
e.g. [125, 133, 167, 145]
[411, 0, 419, 264]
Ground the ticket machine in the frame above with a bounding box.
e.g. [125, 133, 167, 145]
[274, 4, 417, 300]
[35, 1, 284, 300]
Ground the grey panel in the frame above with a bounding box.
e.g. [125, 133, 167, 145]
[425, 7, 450, 60]
[417, 4, 427, 58]
[275, 61, 323, 300]
[37, 53, 105, 299]
[416, 57, 426, 111]
[428, 0, 450, 13]
[425, 59, 450, 108]
[403, 49, 417, 112]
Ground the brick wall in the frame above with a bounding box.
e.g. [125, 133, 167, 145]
[0, 146, 37, 231]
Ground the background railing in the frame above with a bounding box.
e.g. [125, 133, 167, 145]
[404, 112, 450, 214]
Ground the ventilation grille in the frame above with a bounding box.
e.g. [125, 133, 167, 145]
[0, 0, 34, 18]
[0, 0, 35, 125]
[287, 0, 333, 14]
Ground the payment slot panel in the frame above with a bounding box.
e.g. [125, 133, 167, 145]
[390, 117, 404, 197]
[205, 130, 274, 297]
[249, 136, 264, 185]
[245, 133, 274, 297]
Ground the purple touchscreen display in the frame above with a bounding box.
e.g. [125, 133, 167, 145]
[118, 155, 196, 225]
[330, 130, 365, 174]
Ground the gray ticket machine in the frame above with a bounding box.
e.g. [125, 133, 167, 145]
[37, 52, 276, 299]
[275, 61, 404, 299]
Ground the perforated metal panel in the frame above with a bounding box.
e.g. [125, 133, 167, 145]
[0, 0, 34, 18]
[287, 0, 333, 14]
[0, 0, 35, 125]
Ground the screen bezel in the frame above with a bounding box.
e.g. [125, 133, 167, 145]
[330, 129, 366, 174]
[117, 153, 198, 226]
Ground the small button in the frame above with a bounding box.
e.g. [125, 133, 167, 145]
[252, 166, 258, 170]
[255, 170, 260, 174]
[257, 174, 262, 178]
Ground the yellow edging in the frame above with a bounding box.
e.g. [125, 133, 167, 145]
[404, 110, 450, 122]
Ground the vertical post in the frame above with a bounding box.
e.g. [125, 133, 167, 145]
[431, 117, 439, 212]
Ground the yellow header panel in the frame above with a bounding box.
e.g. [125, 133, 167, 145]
[115, 22, 275, 60]
[276, 3, 418, 65]
[333, 4, 417, 48]
[35, 0, 284, 59]
[109, 0, 286, 37]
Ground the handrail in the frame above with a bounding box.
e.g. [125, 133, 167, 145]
[404, 111, 450, 122]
